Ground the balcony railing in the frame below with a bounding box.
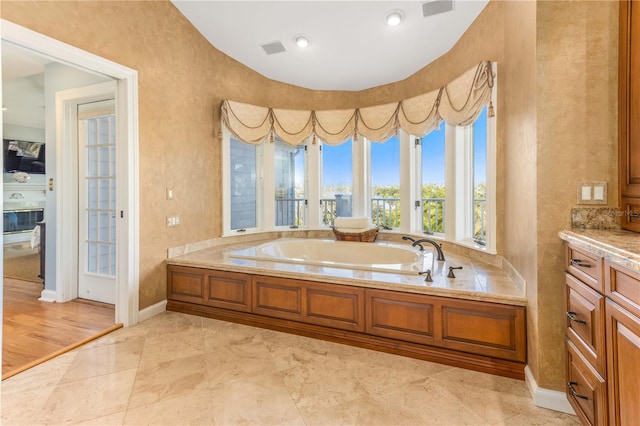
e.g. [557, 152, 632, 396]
[275, 196, 486, 243]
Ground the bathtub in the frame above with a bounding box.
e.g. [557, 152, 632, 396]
[229, 238, 433, 275]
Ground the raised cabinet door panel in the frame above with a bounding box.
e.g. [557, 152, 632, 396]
[206, 271, 251, 312]
[252, 276, 304, 321]
[366, 289, 436, 345]
[566, 244, 604, 292]
[566, 339, 608, 426]
[440, 298, 526, 362]
[167, 266, 206, 304]
[605, 300, 640, 426]
[565, 273, 606, 376]
[306, 284, 365, 332]
[620, 0, 640, 201]
[619, 197, 640, 233]
[605, 261, 640, 318]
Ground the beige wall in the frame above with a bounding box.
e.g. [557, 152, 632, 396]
[1, 0, 619, 393]
[534, 1, 619, 389]
[503, 0, 539, 382]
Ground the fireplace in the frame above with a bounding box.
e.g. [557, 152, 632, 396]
[3, 173, 47, 244]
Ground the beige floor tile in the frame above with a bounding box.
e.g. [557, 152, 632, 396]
[280, 357, 369, 411]
[373, 378, 487, 425]
[205, 340, 282, 387]
[1, 383, 58, 425]
[123, 390, 217, 425]
[137, 311, 203, 337]
[202, 317, 264, 351]
[128, 353, 209, 409]
[1, 350, 77, 395]
[209, 371, 303, 425]
[138, 329, 205, 365]
[37, 369, 137, 425]
[300, 393, 426, 426]
[60, 338, 144, 383]
[0, 312, 582, 426]
[74, 410, 127, 425]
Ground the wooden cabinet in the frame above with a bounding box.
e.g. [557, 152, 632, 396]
[605, 299, 640, 426]
[619, 0, 640, 231]
[564, 243, 640, 425]
[167, 264, 527, 378]
[168, 265, 251, 312]
[253, 275, 365, 332]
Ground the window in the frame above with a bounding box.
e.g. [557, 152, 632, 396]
[222, 100, 495, 254]
[229, 137, 260, 230]
[472, 107, 488, 243]
[274, 139, 305, 227]
[321, 139, 353, 226]
[420, 126, 446, 235]
[370, 135, 401, 229]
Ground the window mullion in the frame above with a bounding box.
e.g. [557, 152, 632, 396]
[400, 131, 414, 234]
[262, 141, 275, 231]
[352, 136, 368, 217]
[306, 140, 320, 228]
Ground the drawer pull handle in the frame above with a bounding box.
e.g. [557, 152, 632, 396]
[568, 382, 589, 400]
[566, 311, 587, 324]
[570, 259, 591, 268]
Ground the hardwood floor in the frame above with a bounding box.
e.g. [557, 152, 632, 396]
[2, 277, 120, 379]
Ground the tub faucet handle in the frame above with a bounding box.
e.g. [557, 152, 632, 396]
[418, 270, 433, 282]
[447, 266, 463, 278]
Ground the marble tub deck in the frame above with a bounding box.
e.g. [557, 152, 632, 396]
[167, 238, 526, 306]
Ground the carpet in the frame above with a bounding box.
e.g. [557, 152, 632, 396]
[3, 252, 42, 283]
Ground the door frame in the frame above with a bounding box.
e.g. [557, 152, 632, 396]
[1, 19, 140, 326]
[57, 83, 117, 304]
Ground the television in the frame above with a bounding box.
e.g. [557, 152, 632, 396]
[3, 139, 45, 174]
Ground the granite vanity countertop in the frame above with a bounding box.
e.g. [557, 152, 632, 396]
[559, 228, 640, 273]
[167, 239, 526, 306]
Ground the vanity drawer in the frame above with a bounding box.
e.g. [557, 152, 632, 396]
[566, 244, 603, 292]
[566, 339, 607, 426]
[605, 261, 640, 318]
[565, 273, 606, 376]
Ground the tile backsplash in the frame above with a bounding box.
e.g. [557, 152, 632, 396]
[571, 207, 621, 229]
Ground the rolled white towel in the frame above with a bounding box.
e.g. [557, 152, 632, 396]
[334, 217, 371, 229]
[334, 227, 375, 234]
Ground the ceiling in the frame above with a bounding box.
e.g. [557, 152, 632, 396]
[171, 0, 489, 91]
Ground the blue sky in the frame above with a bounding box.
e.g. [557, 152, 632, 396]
[321, 107, 487, 187]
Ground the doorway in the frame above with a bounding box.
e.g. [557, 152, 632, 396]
[1, 19, 140, 372]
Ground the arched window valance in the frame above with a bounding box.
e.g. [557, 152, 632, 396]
[221, 60, 494, 146]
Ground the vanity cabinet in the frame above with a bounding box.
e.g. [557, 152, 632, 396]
[564, 243, 640, 425]
[619, 0, 640, 231]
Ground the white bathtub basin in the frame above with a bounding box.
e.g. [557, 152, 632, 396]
[229, 238, 431, 275]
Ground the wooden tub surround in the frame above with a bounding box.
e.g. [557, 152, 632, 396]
[166, 238, 527, 380]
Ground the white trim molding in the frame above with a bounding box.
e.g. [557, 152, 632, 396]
[138, 300, 167, 323]
[2, 19, 140, 327]
[524, 365, 575, 415]
[38, 289, 57, 303]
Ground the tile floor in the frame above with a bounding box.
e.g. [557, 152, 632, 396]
[1, 312, 580, 425]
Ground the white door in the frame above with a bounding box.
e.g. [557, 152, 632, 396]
[77, 99, 116, 304]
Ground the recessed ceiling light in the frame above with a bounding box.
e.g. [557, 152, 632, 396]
[385, 9, 405, 26]
[295, 35, 310, 48]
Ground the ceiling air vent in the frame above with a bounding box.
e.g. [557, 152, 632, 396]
[422, 0, 454, 18]
[261, 41, 286, 55]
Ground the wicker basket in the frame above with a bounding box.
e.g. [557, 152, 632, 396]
[332, 227, 379, 242]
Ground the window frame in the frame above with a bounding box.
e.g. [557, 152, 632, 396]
[222, 66, 496, 253]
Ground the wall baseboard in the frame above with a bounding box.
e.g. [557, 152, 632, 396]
[524, 365, 575, 415]
[38, 289, 57, 303]
[138, 299, 167, 322]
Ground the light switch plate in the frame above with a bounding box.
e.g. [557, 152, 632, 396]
[577, 182, 607, 205]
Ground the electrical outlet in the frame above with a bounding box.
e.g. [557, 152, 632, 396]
[166, 215, 180, 227]
[166, 188, 174, 200]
